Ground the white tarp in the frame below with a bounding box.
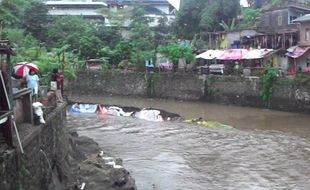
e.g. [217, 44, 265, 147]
[242, 49, 273, 59]
[196, 50, 224, 60]
[134, 109, 163, 122]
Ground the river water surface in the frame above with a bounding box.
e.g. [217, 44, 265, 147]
[67, 95, 310, 189]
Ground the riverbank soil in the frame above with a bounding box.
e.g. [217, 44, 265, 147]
[51, 130, 136, 190]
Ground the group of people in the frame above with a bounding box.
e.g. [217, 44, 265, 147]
[18, 68, 63, 103]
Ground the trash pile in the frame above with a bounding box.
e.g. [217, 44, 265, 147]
[184, 118, 233, 129]
[33, 102, 45, 124]
[70, 103, 181, 122]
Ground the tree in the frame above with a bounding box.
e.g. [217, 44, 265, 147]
[128, 0, 155, 68]
[219, 18, 237, 32]
[0, 0, 31, 27]
[176, 0, 241, 38]
[200, 0, 241, 32]
[47, 16, 104, 59]
[239, 7, 260, 29]
[175, 0, 207, 39]
[95, 24, 122, 48]
[159, 43, 195, 67]
[23, 1, 49, 41]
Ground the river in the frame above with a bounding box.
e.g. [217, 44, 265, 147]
[67, 95, 310, 189]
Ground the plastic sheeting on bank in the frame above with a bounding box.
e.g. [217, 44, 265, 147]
[70, 104, 167, 122]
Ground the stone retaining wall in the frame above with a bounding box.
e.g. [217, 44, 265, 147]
[0, 104, 67, 190]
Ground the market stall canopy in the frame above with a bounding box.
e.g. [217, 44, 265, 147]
[196, 50, 224, 60]
[242, 49, 273, 59]
[218, 49, 250, 60]
[286, 46, 310, 58]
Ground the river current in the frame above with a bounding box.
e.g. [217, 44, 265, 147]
[67, 96, 310, 190]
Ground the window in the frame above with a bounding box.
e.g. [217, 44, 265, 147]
[306, 28, 310, 41]
[278, 16, 283, 26]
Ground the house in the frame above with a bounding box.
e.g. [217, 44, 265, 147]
[283, 14, 310, 72]
[204, 29, 258, 50]
[45, 0, 107, 20]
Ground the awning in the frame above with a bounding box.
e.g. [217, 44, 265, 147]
[285, 46, 310, 58]
[218, 49, 249, 60]
[242, 49, 273, 59]
[196, 50, 224, 60]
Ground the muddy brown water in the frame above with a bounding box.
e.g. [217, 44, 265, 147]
[67, 95, 310, 189]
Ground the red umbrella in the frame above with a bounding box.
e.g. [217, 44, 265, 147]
[13, 62, 39, 77]
[306, 67, 310, 73]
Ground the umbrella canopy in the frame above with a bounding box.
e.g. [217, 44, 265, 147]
[196, 50, 224, 60]
[218, 49, 250, 60]
[14, 62, 39, 77]
[242, 49, 273, 59]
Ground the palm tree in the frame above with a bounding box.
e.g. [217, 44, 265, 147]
[219, 18, 237, 32]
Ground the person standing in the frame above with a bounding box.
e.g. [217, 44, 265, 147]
[51, 68, 63, 102]
[26, 69, 39, 102]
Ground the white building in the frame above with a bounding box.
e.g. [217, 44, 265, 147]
[45, 0, 108, 20]
[45, 0, 176, 26]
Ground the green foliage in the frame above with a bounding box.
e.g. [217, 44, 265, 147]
[200, 0, 241, 32]
[94, 25, 121, 48]
[239, 8, 261, 29]
[47, 16, 103, 59]
[128, 1, 155, 68]
[1, 28, 39, 48]
[22, 1, 49, 41]
[259, 65, 279, 107]
[219, 18, 237, 32]
[176, 0, 241, 37]
[294, 73, 310, 86]
[0, 0, 31, 27]
[118, 60, 133, 69]
[159, 43, 195, 65]
[175, 0, 207, 39]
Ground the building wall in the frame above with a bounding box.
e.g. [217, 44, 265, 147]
[296, 51, 310, 70]
[226, 29, 258, 48]
[299, 21, 310, 46]
[260, 9, 290, 33]
[48, 8, 102, 16]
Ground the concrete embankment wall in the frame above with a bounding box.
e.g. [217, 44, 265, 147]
[67, 71, 310, 113]
[67, 71, 204, 100]
[0, 105, 67, 190]
[204, 76, 310, 113]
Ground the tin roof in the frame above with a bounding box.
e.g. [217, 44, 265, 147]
[293, 14, 310, 22]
